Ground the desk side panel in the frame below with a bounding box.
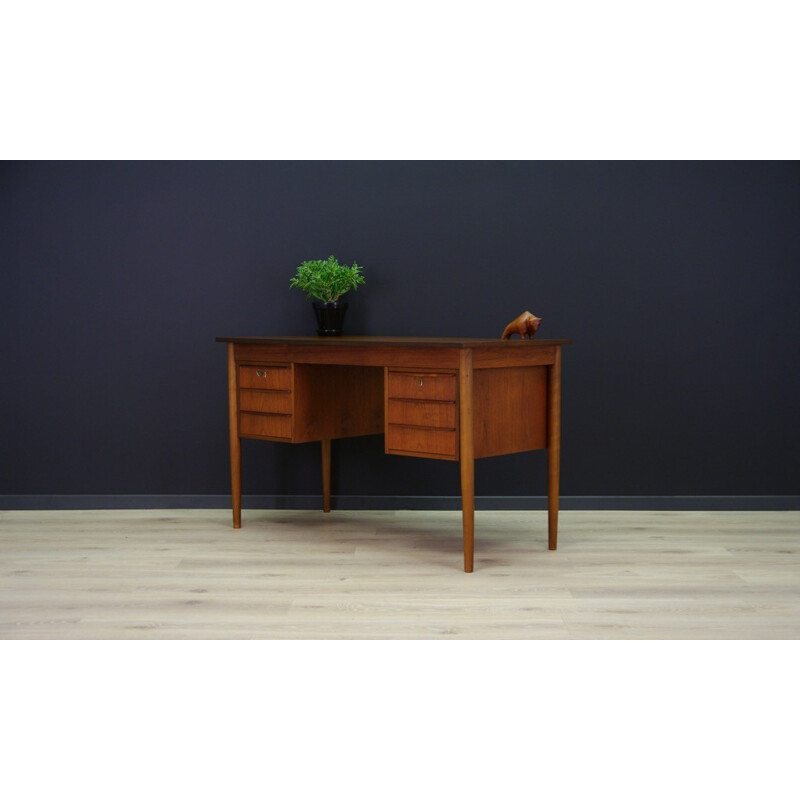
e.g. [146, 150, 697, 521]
[473, 366, 548, 458]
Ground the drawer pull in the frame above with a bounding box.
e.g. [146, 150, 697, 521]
[418, 378, 423, 386]
[256, 369, 268, 378]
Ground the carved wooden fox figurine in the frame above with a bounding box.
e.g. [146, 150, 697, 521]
[501, 311, 542, 340]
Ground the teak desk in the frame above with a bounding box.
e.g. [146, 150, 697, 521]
[216, 336, 569, 572]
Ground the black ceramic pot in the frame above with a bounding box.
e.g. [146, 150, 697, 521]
[312, 302, 348, 336]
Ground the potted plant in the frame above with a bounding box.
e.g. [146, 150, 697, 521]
[289, 255, 366, 336]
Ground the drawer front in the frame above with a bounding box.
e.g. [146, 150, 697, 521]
[387, 371, 456, 401]
[386, 425, 458, 459]
[239, 365, 291, 391]
[387, 398, 456, 429]
[239, 388, 292, 415]
[239, 412, 293, 440]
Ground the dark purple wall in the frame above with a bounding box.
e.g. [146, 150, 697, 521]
[2, 161, 799, 502]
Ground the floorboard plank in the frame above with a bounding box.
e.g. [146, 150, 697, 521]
[1, 509, 798, 639]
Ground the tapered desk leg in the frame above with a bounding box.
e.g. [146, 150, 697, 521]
[547, 346, 562, 550]
[227, 343, 242, 528]
[459, 349, 475, 572]
[321, 439, 332, 513]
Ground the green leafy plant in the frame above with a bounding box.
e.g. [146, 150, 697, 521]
[289, 255, 365, 303]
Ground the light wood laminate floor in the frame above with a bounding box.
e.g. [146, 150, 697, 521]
[1, 509, 798, 639]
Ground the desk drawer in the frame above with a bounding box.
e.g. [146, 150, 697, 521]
[387, 398, 456, 429]
[239, 365, 291, 391]
[240, 412, 293, 440]
[386, 425, 458, 459]
[240, 388, 292, 415]
[387, 371, 456, 401]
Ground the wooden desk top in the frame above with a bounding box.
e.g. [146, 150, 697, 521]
[216, 336, 571, 348]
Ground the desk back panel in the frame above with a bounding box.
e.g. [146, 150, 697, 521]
[292, 364, 384, 442]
